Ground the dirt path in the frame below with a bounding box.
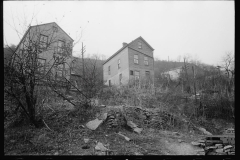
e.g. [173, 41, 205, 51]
[165, 141, 201, 155]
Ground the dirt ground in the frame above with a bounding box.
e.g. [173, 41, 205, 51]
[3, 103, 224, 155]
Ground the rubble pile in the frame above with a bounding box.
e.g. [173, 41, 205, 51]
[205, 144, 235, 155]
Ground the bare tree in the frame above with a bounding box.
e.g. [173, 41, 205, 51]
[4, 23, 73, 128]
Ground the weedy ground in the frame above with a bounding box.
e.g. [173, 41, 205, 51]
[4, 89, 233, 155]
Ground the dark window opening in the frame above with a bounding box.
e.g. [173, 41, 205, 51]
[130, 70, 134, 75]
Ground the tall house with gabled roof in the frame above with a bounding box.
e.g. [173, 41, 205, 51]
[103, 36, 154, 86]
[12, 22, 74, 80]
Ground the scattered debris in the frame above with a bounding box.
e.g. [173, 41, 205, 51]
[10, 140, 15, 143]
[134, 152, 143, 155]
[95, 142, 108, 152]
[197, 139, 205, 143]
[98, 112, 108, 121]
[223, 145, 233, 150]
[191, 141, 201, 146]
[86, 118, 103, 130]
[178, 139, 184, 143]
[80, 125, 85, 128]
[127, 121, 138, 128]
[127, 121, 143, 134]
[118, 132, 131, 141]
[215, 144, 223, 148]
[198, 127, 212, 135]
[215, 148, 224, 153]
[133, 127, 143, 134]
[84, 138, 89, 144]
[54, 151, 59, 155]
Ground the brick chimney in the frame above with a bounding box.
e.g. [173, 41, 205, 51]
[123, 42, 128, 47]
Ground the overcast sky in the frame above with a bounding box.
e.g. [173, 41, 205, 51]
[4, 1, 234, 66]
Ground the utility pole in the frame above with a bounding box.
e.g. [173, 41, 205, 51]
[81, 42, 86, 78]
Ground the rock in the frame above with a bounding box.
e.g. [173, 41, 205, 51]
[98, 112, 108, 120]
[178, 139, 184, 143]
[86, 118, 103, 130]
[216, 152, 227, 155]
[133, 127, 143, 134]
[228, 152, 235, 155]
[10, 140, 16, 143]
[198, 139, 205, 143]
[95, 142, 108, 152]
[191, 141, 201, 146]
[215, 144, 223, 148]
[198, 127, 212, 135]
[215, 148, 224, 153]
[54, 151, 59, 155]
[118, 132, 131, 141]
[134, 152, 143, 155]
[127, 121, 138, 128]
[196, 148, 205, 152]
[84, 138, 89, 143]
[224, 145, 233, 150]
[69, 151, 72, 154]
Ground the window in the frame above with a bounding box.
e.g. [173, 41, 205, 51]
[109, 80, 111, 86]
[118, 59, 121, 69]
[130, 70, 134, 75]
[134, 54, 139, 64]
[119, 74, 122, 85]
[146, 71, 150, 79]
[108, 66, 111, 75]
[138, 42, 142, 49]
[57, 40, 65, 54]
[144, 57, 149, 65]
[37, 58, 46, 73]
[135, 71, 140, 80]
[39, 34, 48, 49]
[56, 63, 65, 77]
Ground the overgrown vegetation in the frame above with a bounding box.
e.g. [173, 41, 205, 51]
[4, 34, 234, 155]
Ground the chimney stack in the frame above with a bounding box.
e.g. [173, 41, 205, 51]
[123, 42, 128, 47]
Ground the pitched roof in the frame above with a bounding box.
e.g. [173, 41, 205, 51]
[31, 22, 74, 41]
[103, 36, 154, 65]
[12, 22, 74, 65]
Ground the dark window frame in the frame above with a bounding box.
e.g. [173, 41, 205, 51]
[144, 56, 149, 66]
[138, 42, 142, 49]
[108, 66, 111, 75]
[39, 34, 48, 49]
[118, 59, 121, 69]
[134, 54, 139, 64]
[134, 70, 140, 80]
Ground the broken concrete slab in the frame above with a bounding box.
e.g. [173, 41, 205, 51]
[86, 118, 103, 130]
[127, 121, 138, 128]
[98, 112, 108, 120]
[118, 132, 130, 141]
[95, 142, 108, 152]
[215, 144, 223, 148]
[197, 139, 205, 143]
[224, 145, 233, 150]
[198, 127, 212, 135]
[133, 127, 143, 134]
[215, 148, 224, 153]
[191, 141, 201, 146]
